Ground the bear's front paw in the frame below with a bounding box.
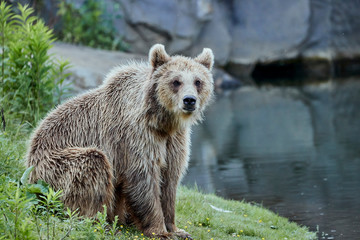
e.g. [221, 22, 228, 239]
[144, 229, 172, 240]
[155, 233, 172, 240]
[173, 229, 193, 240]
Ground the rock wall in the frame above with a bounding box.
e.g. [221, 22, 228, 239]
[114, 0, 360, 64]
[22, 0, 360, 78]
[115, 0, 310, 65]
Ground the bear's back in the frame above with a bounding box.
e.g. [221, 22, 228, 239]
[30, 61, 152, 153]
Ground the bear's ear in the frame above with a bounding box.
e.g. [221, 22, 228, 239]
[149, 44, 170, 70]
[195, 48, 214, 71]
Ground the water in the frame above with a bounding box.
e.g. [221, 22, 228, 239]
[183, 79, 360, 239]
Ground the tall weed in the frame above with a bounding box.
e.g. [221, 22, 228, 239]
[0, 2, 71, 126]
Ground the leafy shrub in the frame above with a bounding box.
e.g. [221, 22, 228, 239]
[57, 0, 128, 51]
[0, 165, 138, 240]
[0, 2, 71, 126]
[0, 166, 67, 240]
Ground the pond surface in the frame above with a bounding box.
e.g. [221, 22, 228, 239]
[183, 79, 360, 240]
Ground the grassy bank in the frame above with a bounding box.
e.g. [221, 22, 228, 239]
[0, 123, 316, 240]
[176, 187, 316, 240]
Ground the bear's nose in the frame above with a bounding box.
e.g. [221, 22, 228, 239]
[183, 95, 197, 107]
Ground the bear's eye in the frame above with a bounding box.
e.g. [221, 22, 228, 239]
[173, 79, 181, 88]
[195, 79, 202, 87]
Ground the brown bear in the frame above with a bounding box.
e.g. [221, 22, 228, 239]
[26, 44, 214, 239]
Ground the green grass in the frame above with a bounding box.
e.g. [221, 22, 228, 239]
[0, 123, 316, 240]
[0, 122, 29, 179]
[176, 187, 316, 240]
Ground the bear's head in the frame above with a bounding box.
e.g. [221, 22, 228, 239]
[149, 44, 214, 126]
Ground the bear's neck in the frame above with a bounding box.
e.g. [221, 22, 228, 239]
[148, 109, 180, 138]
[144, 83, 183, 138]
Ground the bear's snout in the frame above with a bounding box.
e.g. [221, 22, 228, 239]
[183, 95, 197, 112]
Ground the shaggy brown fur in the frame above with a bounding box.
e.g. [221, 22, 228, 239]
[26, 44, 214, 239]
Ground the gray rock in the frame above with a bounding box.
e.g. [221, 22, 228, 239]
[301, 0, 332, 58]
[20, 0, 360, 78]
[115, 0, 313, 66]
[229, 0, 310, 64]
[118, 0, 202, 55]
[189, 0, 231, 65]
[330, 0, 360, 58]
[49, 42, 144, 94]
[213, 68, 243, 90]
[168, 38, 193, 54]
[196, 0, 213, 21]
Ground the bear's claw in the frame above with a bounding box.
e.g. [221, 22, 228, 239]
[173, 229, 193, 240]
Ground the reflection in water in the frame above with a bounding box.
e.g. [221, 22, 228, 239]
[183, 79, 360, 239]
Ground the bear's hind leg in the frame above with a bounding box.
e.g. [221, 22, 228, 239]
[109, 184, 127, 223]
[38, 147, 114, 217]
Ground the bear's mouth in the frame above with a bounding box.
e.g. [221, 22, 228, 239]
[182, 107, 195, 113]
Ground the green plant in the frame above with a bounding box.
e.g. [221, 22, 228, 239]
[1, 184, 36, 240]
[0, 167, 43, 240]
[37, 188, 64, 240]
[95, 205, 109, 239]
[60, 208, 80, 240]
[57, 0, 127, 51]
[0, 2, 71, 126]
[0, 1, 12, 84]
[0, 165, 65, 240]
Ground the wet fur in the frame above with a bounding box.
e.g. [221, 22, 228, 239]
[26, 44, 214, 239]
